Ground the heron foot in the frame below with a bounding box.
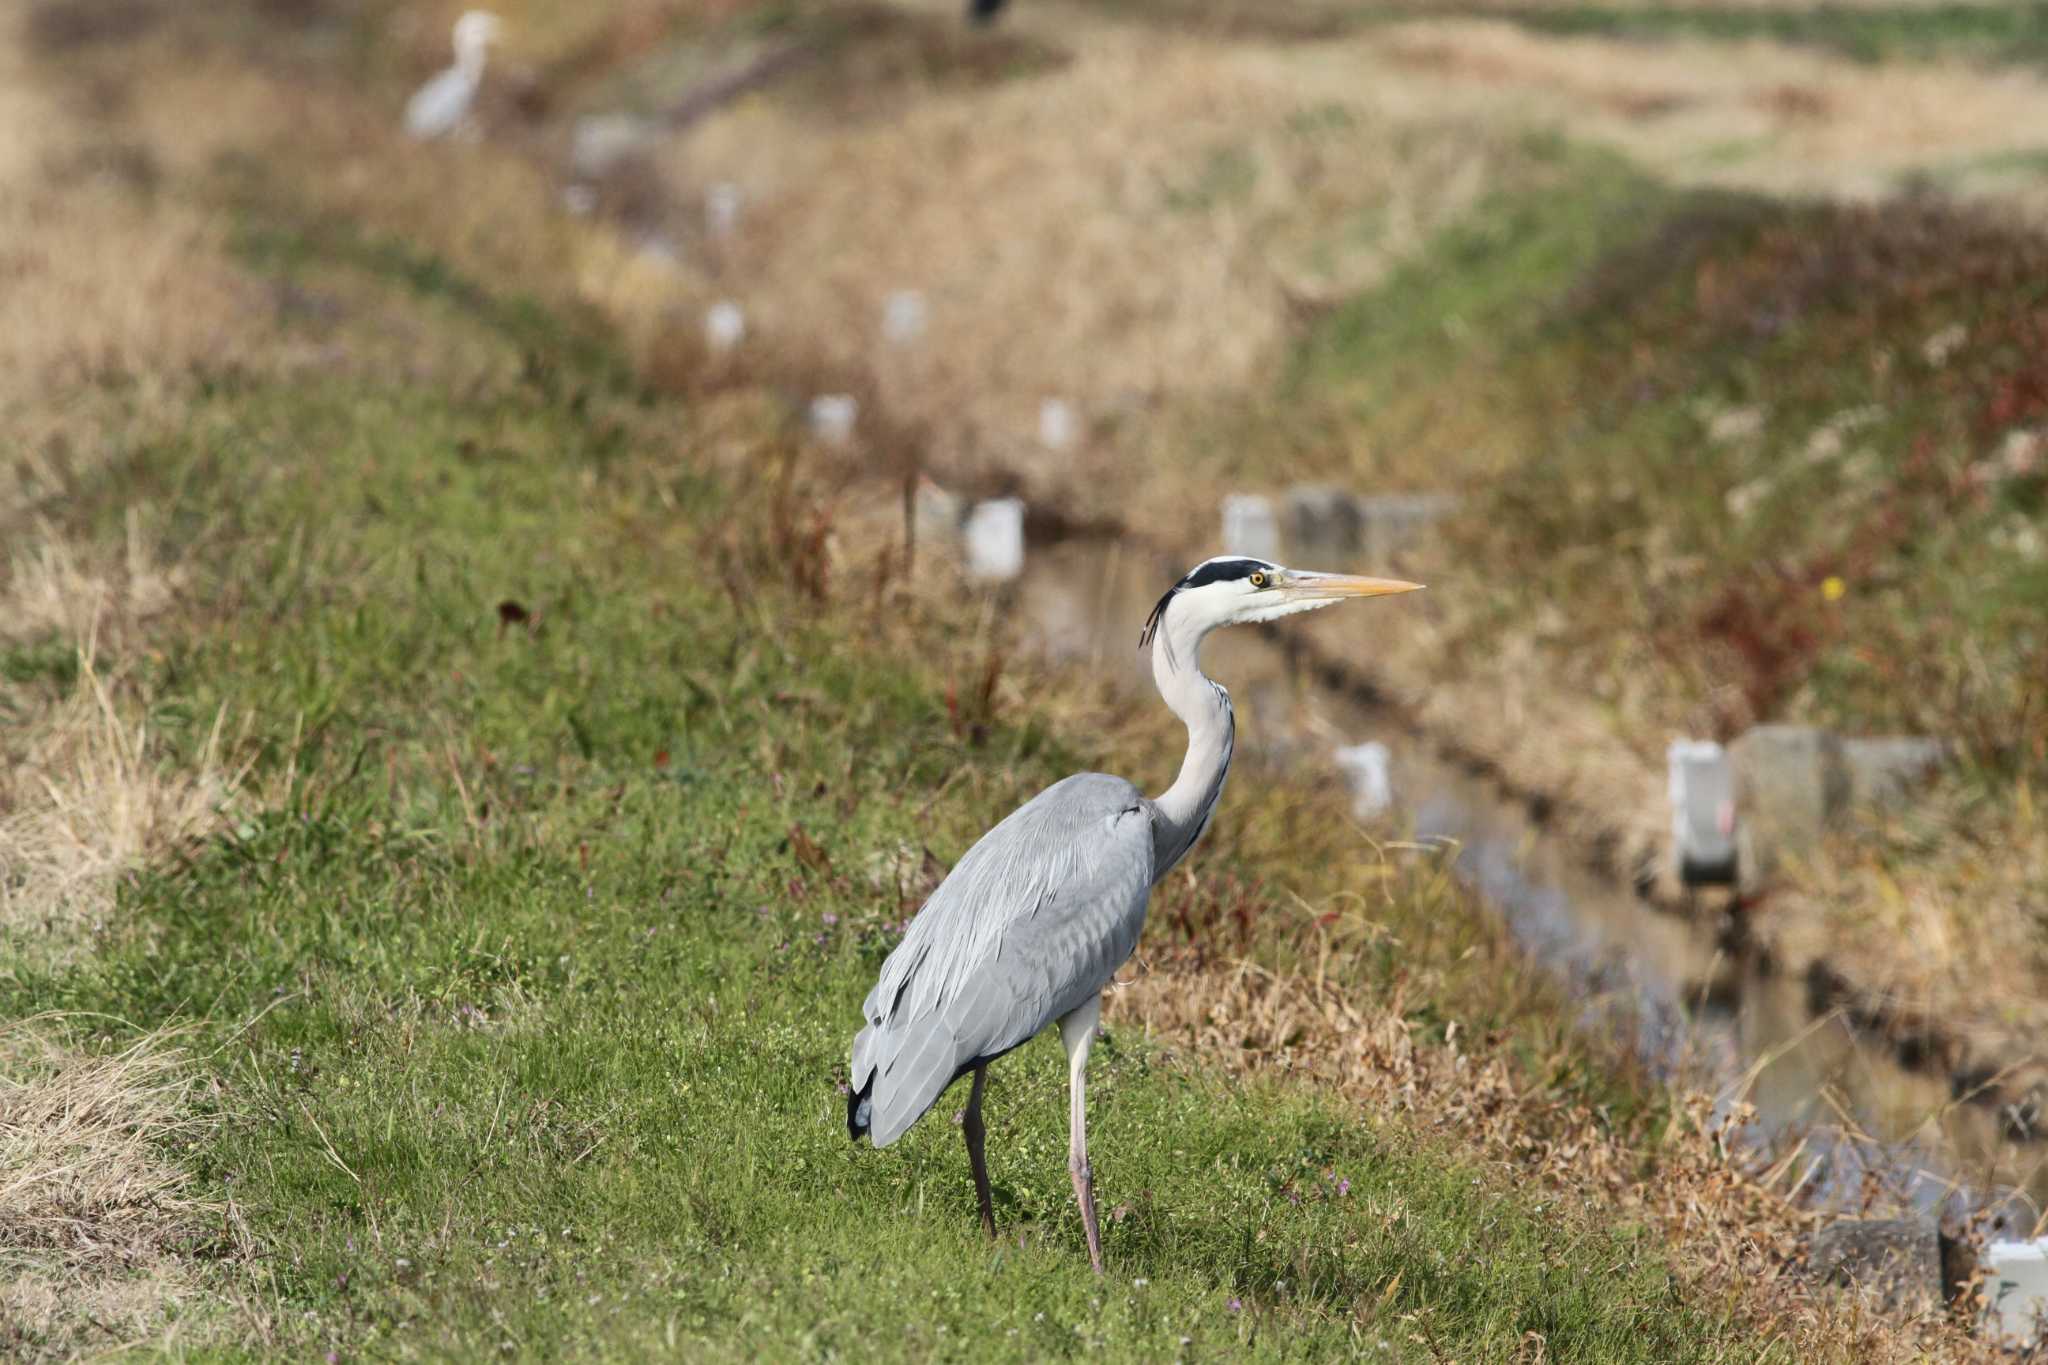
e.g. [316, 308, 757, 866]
[1069, 1154, 1103, 1275]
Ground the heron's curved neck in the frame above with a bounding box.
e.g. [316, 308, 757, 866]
[1147, 611, 1234, 880]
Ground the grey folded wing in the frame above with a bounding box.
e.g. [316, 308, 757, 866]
[849, 772, 1155, 1147]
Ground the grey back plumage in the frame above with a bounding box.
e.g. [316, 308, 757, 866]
[849, 773, 1155, 1147]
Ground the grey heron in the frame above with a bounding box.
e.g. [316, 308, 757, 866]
[848, 556, 1422, 1272]
[404, 11, 501, 141]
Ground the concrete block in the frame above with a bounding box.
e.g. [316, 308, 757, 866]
[1283, 487, 1454, 562]
[1285, 485, 1364, 557]
[1731, 725, 1848, 895]
[808, 395, 858, 446]
[912, 478, 964, 545]
[1842, 735, 1950, 809]
[1985, 1238, 2048, 1347]
[1333, 742, 1393, 818]
[1666, 739, 1736, 886]
[1220, 495, 1281, 562]
[569, 113, 653, 180]
[962, 498, 1025, 583]
[1729, 727, 1951, 892]
[1358, 493, 1457, 561]
[1807, 1218, 1944, 1315]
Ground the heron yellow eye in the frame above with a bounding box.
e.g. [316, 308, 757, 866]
[1249, 571, 1267, 588]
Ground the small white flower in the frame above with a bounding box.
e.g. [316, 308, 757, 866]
[1922, 322, 1967, 367]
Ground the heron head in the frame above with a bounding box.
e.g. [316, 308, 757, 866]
[453, 10, 502, 60]
[1140, 556, 1421, 655]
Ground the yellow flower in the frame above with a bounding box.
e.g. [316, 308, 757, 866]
[1822, 575, 1846, 602]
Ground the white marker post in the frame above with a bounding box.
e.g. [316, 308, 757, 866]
[706, 182, 742, 240]
[1333, 742, 1394, 818]
[1985, 1239, 2048, 1348]
[1667, 739, 1736, 886]
[1038, 398, 1076, 451]
[883, 290, 928, 345]
[1220, 494, 1280, 562]
[962, 498, 1025, 583]
[808, 394, 859, 445]
[704, 301, 745, 354]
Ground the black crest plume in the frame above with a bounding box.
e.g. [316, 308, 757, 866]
[1137, 558, 1275, 652]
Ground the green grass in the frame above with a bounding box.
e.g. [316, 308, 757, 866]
[1290, 144, 2048, 772]
[1291, 138, 1666, 417]
[0, 196, 1792, 1359]
[0, 638, 80, 694]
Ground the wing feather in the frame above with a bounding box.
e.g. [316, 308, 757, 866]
[849, 772, 1153, 1146]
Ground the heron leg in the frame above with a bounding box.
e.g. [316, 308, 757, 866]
[1060, 995, 1105, 1275]
[963, 1062, 996, 1240]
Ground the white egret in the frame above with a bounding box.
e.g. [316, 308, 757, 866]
[404, 11, 502, 141]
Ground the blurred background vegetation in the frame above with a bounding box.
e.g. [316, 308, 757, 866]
[2, 0, 2043, 1357]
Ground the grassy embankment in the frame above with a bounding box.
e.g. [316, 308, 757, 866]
[4, 2, 2031, 1358]
[5, 189, 1898, 1361]
[3, 3, 1968, 1359]
[1262, 140, 2048, 1085]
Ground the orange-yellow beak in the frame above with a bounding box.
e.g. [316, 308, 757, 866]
[1277, 570, 1426, 601]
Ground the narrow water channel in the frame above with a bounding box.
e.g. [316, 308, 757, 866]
[1005, 535, 2046, 1229]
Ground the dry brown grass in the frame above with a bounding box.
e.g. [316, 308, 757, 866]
[0, 16, 265, 1353]
[1109, 939, 1984, 1361]
[640, 0, 2048, 512]
[0, 3, 252, 960]
[1762, 784, 2048, 1110]
[1365, 17, 2048, 207]
[0, 523, 247, 1353]
[0, 649, 244, 966]
[0, 1021, 220, 1362]
[668, 15, 1525, 501]
[0, 23, 262, 517]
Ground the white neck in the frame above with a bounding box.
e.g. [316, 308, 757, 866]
[1146, 601, 1234, 879]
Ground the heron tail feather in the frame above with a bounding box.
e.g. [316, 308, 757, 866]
[847, 1073, 875, 1141]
